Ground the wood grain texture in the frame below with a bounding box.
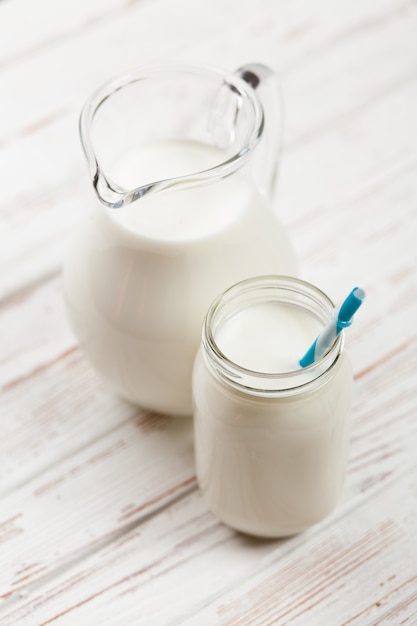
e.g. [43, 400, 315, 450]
[179, 473, 417, 626]
[1, 0, 416, 623]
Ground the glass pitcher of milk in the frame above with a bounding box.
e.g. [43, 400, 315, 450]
[63, 64, 297, 416]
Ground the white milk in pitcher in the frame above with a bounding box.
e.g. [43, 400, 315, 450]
[63, 140, 297, 415]
[192, 277, 353, 537]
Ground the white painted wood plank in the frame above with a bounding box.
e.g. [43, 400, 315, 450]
[0, 0, 129, 67]
[0, 346, 138, 495]
[278, 76, 417, 234]
[0, 490, 272, 623]
[0, 176, 90, 302]
[0, 413, 195, 602]
[281, 1, 417, 144]
[346, 340, 417, 499]
[375, 593, 417, 625]
[1, 458, 416, 625]
[0, 277, 75, 391]
[177, 472, 417, 626]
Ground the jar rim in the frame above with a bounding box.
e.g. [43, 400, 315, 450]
[202, 275, 344, 396]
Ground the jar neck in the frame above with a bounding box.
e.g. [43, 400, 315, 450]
[202, 276, 344, 397]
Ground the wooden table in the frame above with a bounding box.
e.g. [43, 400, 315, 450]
[1, 0, 417, 624]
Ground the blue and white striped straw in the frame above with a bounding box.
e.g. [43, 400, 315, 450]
[299, 287, 366, 368]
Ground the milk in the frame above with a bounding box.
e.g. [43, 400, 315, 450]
[63, 140, 297, 415]
[108, 140, 249, 241]
[192, 277, 353, 537]
[215, 302, 321, 373]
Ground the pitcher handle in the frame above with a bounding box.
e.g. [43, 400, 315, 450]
[236, 63, 284, 200]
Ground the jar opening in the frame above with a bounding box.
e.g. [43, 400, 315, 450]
[202, 276, 344, 397]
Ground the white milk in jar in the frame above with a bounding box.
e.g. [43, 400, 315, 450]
[63, 140, 297, 415]
[192, 276, 353, 537]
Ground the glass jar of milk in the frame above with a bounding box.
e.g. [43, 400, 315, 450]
[193, 276, 353, 538]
